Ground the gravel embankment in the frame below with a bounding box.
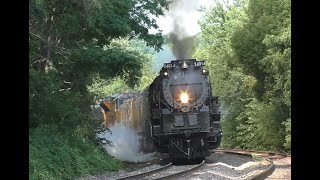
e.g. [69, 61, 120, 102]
[177, 152, 269, 180]
[265, 157, 291, 180]
[76, 152, 290, 180]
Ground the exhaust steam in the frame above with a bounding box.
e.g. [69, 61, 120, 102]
[98, 123, 156, 162]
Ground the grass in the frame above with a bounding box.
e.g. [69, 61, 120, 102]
[29, 125, 122, 180]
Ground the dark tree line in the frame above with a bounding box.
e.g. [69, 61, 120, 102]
[29, 1, 169, 179]
[29, 0, 169, 129]
[194, 0, 290, 152]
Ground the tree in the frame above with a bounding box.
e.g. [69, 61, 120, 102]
[231, 0, 290, 100]
[194, 0, 291, 151]
[29, 0, 169, 129]
[230, 0, 291, 150]
[87, 38, 158, 99]
[30, 0, 168, 71]
[194, 0, 252, 148]
[29, 1, 171, 178]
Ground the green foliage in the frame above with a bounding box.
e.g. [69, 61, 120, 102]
[87, 38, 157, 99]
[195, 0, 251, 149]
[230, 0, 291, 100]
[29, 0, 169, 178]
[29, 0, 169, 128]
[29, 68, 97, 135]
[30, 0, 168, 51]
[283, 118, 291, 151]
[195, 0, 290, 152]
[236, 99, 285, 150]
[70, 44, 143, 89]
[29, 125, 122, 180]
[262, 24, 291, 108]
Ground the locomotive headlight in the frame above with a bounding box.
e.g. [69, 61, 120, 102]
[202, 69, 207, 74]
[180, 93, 189, 103]
[164, 71, 168, 76]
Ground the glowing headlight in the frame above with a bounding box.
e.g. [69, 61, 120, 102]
[202, 69, 206, 74]
[180, 93, 189, 103]
[164, 72, 168, 76]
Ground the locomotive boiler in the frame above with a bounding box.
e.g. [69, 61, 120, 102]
[97, 59, 222, 162]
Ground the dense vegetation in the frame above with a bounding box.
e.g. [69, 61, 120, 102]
[87, 38, 158, 99]
[29, 125, 122, 179]
[194, 0, 291, 152]
[29, 0, 169, 179]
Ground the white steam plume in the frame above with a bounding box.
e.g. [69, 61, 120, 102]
[98, 123, 156, 162]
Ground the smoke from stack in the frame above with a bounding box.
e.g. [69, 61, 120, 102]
[164, 0, 204, 59]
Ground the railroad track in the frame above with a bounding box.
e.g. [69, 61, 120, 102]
[111, 149, 289, 180]
[115, 160, 205, 180]
[215, 149, 291, 157]
[213, 149, 290, 180]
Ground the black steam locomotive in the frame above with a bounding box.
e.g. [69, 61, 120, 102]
[146, 59, 222, 161]
[96, 59, 222, 162]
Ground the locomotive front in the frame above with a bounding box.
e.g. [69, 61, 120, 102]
[148, 59, 222, 161]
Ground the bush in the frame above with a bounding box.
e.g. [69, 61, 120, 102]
[236, 99, 285, 151]
[29, 125, 122, 180]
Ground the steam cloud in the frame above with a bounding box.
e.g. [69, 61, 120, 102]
[164, 0, 204, 59]
[98, 123, 156, 162]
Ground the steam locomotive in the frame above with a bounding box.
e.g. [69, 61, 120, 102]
[97, 59, 222, 162]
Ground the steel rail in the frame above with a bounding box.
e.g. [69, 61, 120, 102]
[215, 148, 291, 157]
[114, 162, 172, 180]
[152, 160, 205, 180]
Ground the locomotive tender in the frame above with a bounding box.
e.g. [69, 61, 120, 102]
[98, 59, 222, 161]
